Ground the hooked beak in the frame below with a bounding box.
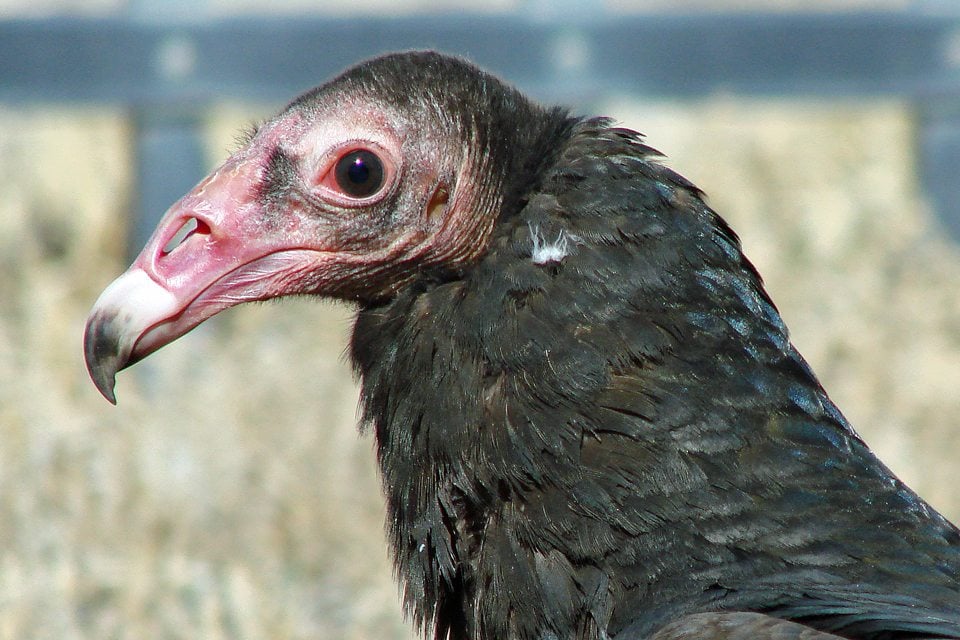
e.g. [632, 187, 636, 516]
[83, 269, 179, 404]
[83, 154, 328, 404]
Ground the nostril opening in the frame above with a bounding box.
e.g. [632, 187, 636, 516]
[161, 218, 210, 256]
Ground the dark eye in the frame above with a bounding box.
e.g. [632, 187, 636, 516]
[334, 149, 384, 198]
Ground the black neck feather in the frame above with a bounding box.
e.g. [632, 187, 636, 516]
[349, 100, 960, 640]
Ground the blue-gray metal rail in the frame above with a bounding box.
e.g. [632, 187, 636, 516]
[3, 10, 960, 250]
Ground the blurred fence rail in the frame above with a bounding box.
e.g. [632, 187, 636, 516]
[2, 7, 960, 250]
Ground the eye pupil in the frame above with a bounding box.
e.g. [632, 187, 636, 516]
[335, 149, 384, 198]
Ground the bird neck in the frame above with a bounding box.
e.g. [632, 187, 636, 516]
[346, 120, 807, 638]
[347, 117, 960, 639]
[350, 283, 506, 639]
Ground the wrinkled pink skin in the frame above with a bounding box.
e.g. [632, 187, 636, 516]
[84, 114, 329, 401]
[83, 94, 494, 403]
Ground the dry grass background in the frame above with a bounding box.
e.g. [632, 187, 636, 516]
[3, 10, 960, 640]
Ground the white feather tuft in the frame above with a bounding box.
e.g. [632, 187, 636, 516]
[529, 224, 573, 265]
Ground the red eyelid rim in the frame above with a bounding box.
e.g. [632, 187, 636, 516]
[312, 140, 398, 208]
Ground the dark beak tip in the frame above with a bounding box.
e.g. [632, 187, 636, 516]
[83, 317, 122, 405]
[91, 367, 119, 405]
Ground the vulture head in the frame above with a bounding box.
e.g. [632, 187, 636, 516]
[84, 52, 960, 640]
[85, 51, 566, 401]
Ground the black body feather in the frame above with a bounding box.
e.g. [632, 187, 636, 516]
[348, 55, 960, 640]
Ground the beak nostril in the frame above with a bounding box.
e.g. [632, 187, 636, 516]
[161, 218, 210, 256]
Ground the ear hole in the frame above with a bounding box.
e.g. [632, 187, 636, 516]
[426, 185, 450, 223]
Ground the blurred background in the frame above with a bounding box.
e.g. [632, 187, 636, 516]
[3, 0, 960, 638]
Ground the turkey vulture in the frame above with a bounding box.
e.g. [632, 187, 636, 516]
[84, 52, 960, 640]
